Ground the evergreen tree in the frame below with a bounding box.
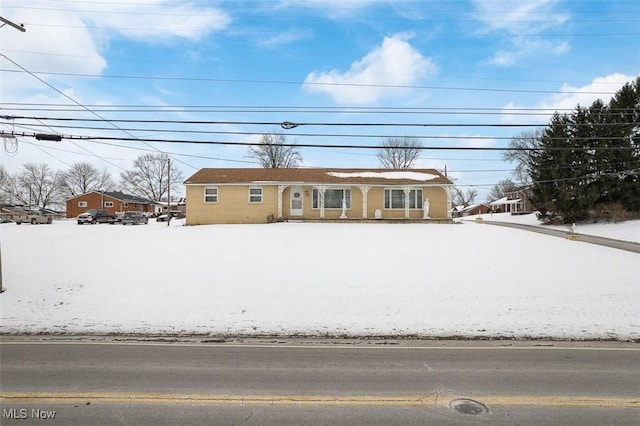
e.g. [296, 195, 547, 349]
[530, 78, 640, 222]
[602, 77, 640, 211]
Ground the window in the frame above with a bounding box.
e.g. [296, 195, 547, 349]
[123, 202, 129, 208]
[78, 201, 87, 208]
[312, 188, 351, 209]
[104, 201, 114, 208]
[249, 187, 263, 203]
[384, 189, 423, 209]
[204, 187, 218, 203]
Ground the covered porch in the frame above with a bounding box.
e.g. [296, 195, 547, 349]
[275, 184, 452, 221]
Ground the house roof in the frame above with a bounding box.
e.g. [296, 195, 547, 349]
[103, 192, 152, 203]
[490, 196, 521, 206]
[66, 191, 151, 203]
[185, 168, 453, 186]
[451, 203, 489, 213]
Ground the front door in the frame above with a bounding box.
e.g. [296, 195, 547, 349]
[290, 186, 303, 216]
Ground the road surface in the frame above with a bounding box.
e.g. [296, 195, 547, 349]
[480, 220, 640, 253]
[1, 337, 638, 425]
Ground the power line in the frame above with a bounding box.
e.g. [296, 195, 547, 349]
[0, 53, 198, 171]
[0, 68, 625, 96]
[20, 139, 258, 166]
[4, 130, 638, 151]
[0, 115, 589, 127]
[17, 133, 636, 173]
[0, 102, 623, 112]
[5, 122, 638, 143]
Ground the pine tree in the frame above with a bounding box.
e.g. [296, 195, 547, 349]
[531, 112, 596, 222]
[530, 78, 640, 222]
[603, 77, 640, 211]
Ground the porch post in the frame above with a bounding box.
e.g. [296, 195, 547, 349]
[358, 185, 371, 219]
[316, 185, 328, 218]
[403, 186, 412, 219]
[277, 185, 287, 220]
[446, 186, 452, 219]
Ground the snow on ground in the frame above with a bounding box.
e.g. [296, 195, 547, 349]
[467, 212, 640, 243]
[1, 215, 638, 340]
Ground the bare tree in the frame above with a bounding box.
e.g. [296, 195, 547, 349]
[120, 154, 183, 201]
[487, 179, 517, 202]
[452, 186, 478, 206]
[61, 162, 116, 197]
[247, 132, 302, 168]
[0, 165, 17, 204]
[503, 129, 543, 185]
[0, 168, 29, 205]
[377, 136, 422, 169]
[18, 163, 63, 209]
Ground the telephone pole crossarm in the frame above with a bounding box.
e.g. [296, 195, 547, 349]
[0, 16, 26, 32]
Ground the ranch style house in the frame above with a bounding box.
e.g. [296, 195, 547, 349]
[184, 168, 454, 225]
[66, 191, 155, 218]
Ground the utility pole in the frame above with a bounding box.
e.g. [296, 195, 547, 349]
[0, 16, 25, 294]
[166, 157, 171, 226]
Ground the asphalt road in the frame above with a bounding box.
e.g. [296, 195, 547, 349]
[1, 337, 638, 425]
[480, 220, 640, 253]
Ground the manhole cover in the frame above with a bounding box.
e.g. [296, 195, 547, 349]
[449, 398, 489, 415]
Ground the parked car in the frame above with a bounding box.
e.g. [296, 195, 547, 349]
[77, 209, 116, 224]
[121, 211, 148, 225]
[156, 212, 184, 222]
[15, 210, 52, 225]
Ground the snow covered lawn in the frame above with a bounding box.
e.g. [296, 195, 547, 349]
[468, 212, 640, 243]
[1, 215, 638, 340]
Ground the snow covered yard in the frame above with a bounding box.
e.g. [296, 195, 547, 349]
[469, 212, 640, 243]
[1, 215, 638, 340]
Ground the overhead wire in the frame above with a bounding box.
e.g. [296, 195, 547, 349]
[2, 114, 623, 127]
[0, 53, 198, 171]
[3, 130, 637, 150]
[0, 68, 626, 95]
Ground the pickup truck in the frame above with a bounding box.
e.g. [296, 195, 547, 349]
[77, 209, 116, 224]
[15, 210, 53, 225]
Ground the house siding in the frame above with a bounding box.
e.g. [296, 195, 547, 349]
[186, 184, 450, 225]
[67, 193, 119, 218]
[66, 193, 153, 218]
[187, 185, 280, 224]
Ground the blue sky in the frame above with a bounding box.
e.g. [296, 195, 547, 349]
[1, 0, 638, 200]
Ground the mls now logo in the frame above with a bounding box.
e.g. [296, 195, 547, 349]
[3, 408, 56, 419]
[3, 409, 28, 419]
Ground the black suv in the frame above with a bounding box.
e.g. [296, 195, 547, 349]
[121, 211, 149, 225]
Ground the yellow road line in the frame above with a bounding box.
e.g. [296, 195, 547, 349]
[1, 392, 638, 408]
[2, 341, 639, 351]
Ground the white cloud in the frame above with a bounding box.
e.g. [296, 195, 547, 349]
[541, 74, 638, 111]
[0, 0, 230, 83]
[256, 29, 314, 48]
[472, 0, 568, 34]
[73, 1, 231, 42]
[303, 33, 437, 105]
[472, 0, 570, 66]
[488, 37, 569, 66]
[276, 0, 383, 18]
[501, 73, 640, 124]
[1, 7, 107, 88]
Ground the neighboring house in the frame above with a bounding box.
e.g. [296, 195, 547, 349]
[451, 203, 490, 218]
[155, 198, 187, 217]
[184, 168, 454, 225]
[489, 186, 533, 214]
[66, 191, 154, 218]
